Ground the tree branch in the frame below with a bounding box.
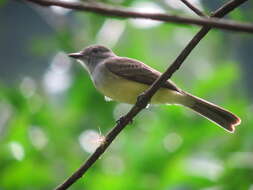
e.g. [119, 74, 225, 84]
[26, 0, 253, 34]
[51, 0, 248, 189]
[139, 0, 249, 101]
[180, 0, 206, 17]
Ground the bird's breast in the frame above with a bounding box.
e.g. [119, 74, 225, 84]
[91, 64, 147, 104]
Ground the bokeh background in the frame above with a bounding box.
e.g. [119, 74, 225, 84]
[1, 0, 253, 189]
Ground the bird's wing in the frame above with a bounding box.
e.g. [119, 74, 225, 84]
[104, 57, 180, 92]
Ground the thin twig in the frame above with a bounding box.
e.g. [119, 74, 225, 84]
[180, 0, 206, 17]
[26, 0, 253, 33]
[139, 0, 249, 101]
[50, 0, 249, 189]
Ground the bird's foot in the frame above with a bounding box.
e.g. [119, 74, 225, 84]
[136, 93, 149, 109]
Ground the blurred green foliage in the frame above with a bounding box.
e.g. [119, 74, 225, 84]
[0, 1, 253, 190]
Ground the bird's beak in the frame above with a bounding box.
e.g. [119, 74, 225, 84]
[68, 52, 83, 59]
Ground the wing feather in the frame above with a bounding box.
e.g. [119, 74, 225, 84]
[104, 57, 180, 92]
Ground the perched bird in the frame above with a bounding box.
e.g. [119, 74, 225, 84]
[69, 45, 241, 133]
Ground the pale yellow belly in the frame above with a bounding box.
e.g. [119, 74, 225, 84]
[92, 67, 183, 105]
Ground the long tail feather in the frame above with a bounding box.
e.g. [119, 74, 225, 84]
[182, 92, 241, 133]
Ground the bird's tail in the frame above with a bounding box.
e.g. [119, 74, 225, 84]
[180, 91, 241, 133]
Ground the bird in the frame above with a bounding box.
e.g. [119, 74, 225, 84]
[68, 45, 241, 133]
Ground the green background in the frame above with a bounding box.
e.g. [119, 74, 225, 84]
[0, 0, 252, 189]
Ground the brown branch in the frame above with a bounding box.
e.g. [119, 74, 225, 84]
[52, 0, 248, 189]
[138, 0, 249, 102]
[180, 0, 206, 17]
[26, 0, 253, 34]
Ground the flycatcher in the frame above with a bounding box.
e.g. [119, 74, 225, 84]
[69, 45, 241, 133]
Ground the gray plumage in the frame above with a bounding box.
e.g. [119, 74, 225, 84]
[69, 45, 241, 133]
[105, 57, 180, 92]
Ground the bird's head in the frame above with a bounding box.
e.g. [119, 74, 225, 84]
[69, 45, 115, 72]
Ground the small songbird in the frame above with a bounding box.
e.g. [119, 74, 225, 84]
[69, 45, 241, 133]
